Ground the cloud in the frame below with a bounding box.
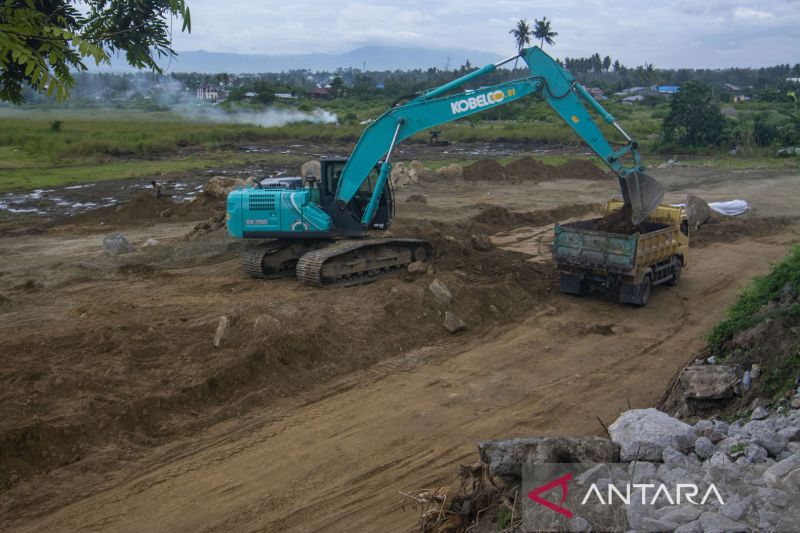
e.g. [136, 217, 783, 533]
[169, 0, 800, 68]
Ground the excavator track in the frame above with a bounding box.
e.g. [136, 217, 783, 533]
[241, 240, 324, 279]
[296, 238, 434, 288]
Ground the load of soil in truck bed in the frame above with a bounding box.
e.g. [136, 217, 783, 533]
[592, 205, 638, 234]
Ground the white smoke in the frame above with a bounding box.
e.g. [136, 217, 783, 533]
[179, 106, 338, 127]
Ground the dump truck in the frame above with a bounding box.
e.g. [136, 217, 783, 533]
[553, 201, 688, 306]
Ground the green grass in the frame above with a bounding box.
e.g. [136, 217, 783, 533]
[707, 244, 800, 357]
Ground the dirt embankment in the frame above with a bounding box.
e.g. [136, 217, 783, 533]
[463, 157, 609, 183]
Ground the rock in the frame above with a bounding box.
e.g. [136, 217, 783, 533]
[686, 195, 712, 230]
[752, 406, 769, 420]
[698, 511, 747, 533]
[658, 504, 703, 523]
[720, 495, 752, 521]
[609, 408, 694, 461]
[437, 163, 463, 180]
[778, 282, 797, 306]
[568, 515, 590, 532]
[469, 234, 493, 251]
[752, 432, 788, 457]
[791, 397, 800, 409]
[204, 175, 256, 199]
[428, 279, 453, 305]
[102, 233, 135, 255]
[750, 364, 761, 380]
[640, 517, 678, 532]
[390, 160, 437, 189]
[213, 315, 229, 348]
[694, 420, 727, 443]
[477, 437, 618, 481]
[671, 432, 696, 453]
[762, 453, 800, 488]
[142, 238, 159, 247]
[674, 520, 703, 532]
[662, 445, 697, 467]
[443, 311, 466, 334]
[300, 160, 321, 179]
[778, 427, 800, 442]
[747, 443, 769, 463]
[679, 364, 739, 401]
[694, 436, 717, 459]
[407, 261, 428, 275]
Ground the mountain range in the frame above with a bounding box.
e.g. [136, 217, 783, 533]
[98, 46, 505, 73]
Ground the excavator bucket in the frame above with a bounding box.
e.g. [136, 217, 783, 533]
[622, 172, 664, 226]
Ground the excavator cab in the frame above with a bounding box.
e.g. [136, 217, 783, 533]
[320, 159, 393, 231]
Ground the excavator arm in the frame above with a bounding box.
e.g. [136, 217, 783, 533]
[336, 46, 663, 226]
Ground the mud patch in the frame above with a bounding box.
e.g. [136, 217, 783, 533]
[463, 157, 609, 183]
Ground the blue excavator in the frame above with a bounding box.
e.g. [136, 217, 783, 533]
[226, 46, 664, 287]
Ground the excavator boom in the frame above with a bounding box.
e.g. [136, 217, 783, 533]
[336, 46, 663, 225]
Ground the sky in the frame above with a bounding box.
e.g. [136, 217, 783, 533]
[168, 0, 800, 69]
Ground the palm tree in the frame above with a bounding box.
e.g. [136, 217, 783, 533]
[533, 17, 558, 48]
[509, 19, 532, 53]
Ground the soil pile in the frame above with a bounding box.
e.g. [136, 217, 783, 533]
[462, 160, 507, 181]
[67, 191, 224, 228]
[593, 205, 638, 234]
[463, 157, 609, 183]
[690, 215, 795, 248]
[470, 203, 601, 227]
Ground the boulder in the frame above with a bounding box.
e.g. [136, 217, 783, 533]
[762, 453, 800, 488]
[609, 408, 694, 461]
[437, 163, 463, 180]
[407, 261, 428, 275]
[478, 436, 618, 481]
[470, 234, 493, 251]
[204, 175, 257, 199]
[103, 233, 135, 255]
[443, 311, 466, 334]
[751, 406, 769, 420]
[300, 160, 321, 179]
[680, 364, 739, 401]
[686, 195, 712, 230]
[694, 436, 717, 459]
[389, 160, 437, 189]
[428, 279, 453, 305]
[747, 443, 769, 463]
[142, 238, 159, 247]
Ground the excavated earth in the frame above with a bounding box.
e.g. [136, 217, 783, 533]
[1, 151, 799, 531]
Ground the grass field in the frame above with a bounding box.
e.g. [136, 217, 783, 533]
[0, 103, 796, 193]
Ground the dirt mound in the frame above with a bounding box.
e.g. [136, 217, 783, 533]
[557, 159, 608, 181]
[592, 205, 637, 234]
[67, 191, 224, 228]
[469, 203, 600, 229]
[406, 194, 428, 203]
[462, 160, 507, 181]
[690, 215, 795, 248]
[464, 157, 609, 183]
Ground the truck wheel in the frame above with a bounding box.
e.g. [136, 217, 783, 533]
[559, 273, 588, 296]
[667, 258, 682, 286]
[635, 275, 652, 307]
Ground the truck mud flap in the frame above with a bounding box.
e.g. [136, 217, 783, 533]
[559, 273, 588, 296]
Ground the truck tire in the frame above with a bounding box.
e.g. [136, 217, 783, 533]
[666, 256, 682, 286]
[559, 273, 588, 296]
[636, 274, 652, 306]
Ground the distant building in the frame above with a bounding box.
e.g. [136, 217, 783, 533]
[274, 93, 297, 99]
[655, 85, 680, 95]
[311, 86, 331, 99]
[621, 95, 645, 105]
[733, 95, 751, 103]
[196, 85, 218, 101]
[787, 77, 800, 83]
[723, 83, 742, 92]
[586, 87, 607, 100]
[615, 86, 647, 96]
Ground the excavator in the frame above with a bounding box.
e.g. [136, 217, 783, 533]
[226, 46, 664, 287]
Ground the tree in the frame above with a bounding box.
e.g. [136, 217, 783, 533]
[0, 0, 191, 104]
[533, 17, 558, 48]
[662, 81, 726, 147]
[329, 75, 345, 98]
[508, 19, 531, 53]
[603, 55, 612, 72]
[612, 60, 622, 73]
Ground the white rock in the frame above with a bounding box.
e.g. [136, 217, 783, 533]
[213, 315, 229, 348]
[609, 409, 693, 462]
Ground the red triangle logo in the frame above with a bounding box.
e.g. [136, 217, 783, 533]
[527, 472, 573, 518]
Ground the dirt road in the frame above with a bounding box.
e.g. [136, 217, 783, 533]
[1, 157, 798, 531]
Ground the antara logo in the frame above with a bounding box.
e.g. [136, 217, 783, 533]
[450, 90, 506, 115]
